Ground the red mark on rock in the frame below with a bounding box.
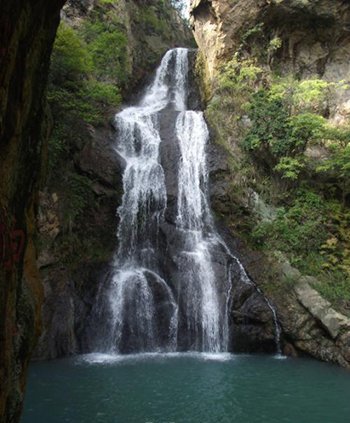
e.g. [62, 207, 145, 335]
[0, 219, 25, 271]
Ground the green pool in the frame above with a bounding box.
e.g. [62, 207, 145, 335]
[21, 353, 350, 423]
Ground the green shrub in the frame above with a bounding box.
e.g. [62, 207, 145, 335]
[218, 55, 263, 95]
[252, 190, 328, 257]
[274, 156, 305, 180]
[242, 89, 292, 159]
[50, 23, 92, 84]
[82, 80, 121, 108]
[90, 30, 128, 82]
[316, 128, 350, 204]
[293, 79, 329, 112]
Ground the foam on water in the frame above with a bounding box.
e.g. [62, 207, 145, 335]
[79, 351, 236, 365]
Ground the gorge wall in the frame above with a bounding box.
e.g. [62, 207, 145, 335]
[191, 0, 350, 366]
[0, 1, 65, 420]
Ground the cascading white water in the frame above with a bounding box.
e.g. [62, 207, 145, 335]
[99, 47, 281, 354]
[175, 111, 223, 352]
[105, 50, 182, 353]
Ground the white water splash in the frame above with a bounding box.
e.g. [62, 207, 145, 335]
[175, 111, 223, 352]
[104, 50, 185, 352]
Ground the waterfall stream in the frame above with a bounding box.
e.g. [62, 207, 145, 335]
[95, 48, 280, 354]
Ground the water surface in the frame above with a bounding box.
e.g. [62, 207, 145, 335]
[22, 353, 350, 423]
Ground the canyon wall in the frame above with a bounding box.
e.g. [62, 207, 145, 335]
[0, 1, 65, 420]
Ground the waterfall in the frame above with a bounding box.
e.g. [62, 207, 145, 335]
[95, 48, 280, 354]
[175, 111, 223, 352]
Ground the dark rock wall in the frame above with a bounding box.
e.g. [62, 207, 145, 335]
[0, 1, 65, 421]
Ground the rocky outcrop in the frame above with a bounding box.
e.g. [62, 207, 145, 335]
[191, 0, 350, 116]
[63, 0, 193, 92]
[0, 1, 65, 421]
[229, 242, 350, 366]
[209, 140, 350, 365]
[272, 262, 350, 366]
[208, 122, 350, 365]
[191, 0, 350, 76]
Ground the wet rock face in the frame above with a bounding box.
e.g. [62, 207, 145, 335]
[229, 275, 277, 353]
[33, 262, 114, 359]
[0, 0, 64, 421]
[33, 124, 122, 360]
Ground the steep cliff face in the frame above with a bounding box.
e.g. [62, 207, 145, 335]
[191, 0, 350, 121]
[34, 0, 193, 360]
[0, 1, 65, 420]
[191, 0, 350, 77]
[191, 0, 350, 367]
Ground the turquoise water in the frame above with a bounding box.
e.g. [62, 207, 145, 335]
[22, 353, 350, 423]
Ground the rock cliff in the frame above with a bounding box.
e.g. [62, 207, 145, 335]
[191, 0, 350, 121]
[191, 1, 350, 75]
[191, 0, 350, 367]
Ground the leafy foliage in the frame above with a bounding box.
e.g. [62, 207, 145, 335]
[252, 190, 328, 258]
[218, 55, 263, 96]
[243, 90, 327, 169]
[316, 129, 350, 204]
[82, 18, 129, 83]
[47, 14, 125, 236]
[49, 12, 128, 120]
[274, 157, 305, 180]
[242, 90, 291, 159]
[50, 23, 93, 84]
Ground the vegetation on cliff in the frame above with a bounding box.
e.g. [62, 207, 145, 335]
[43, 0, 192, 266]
[203, 31, 350, 312]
